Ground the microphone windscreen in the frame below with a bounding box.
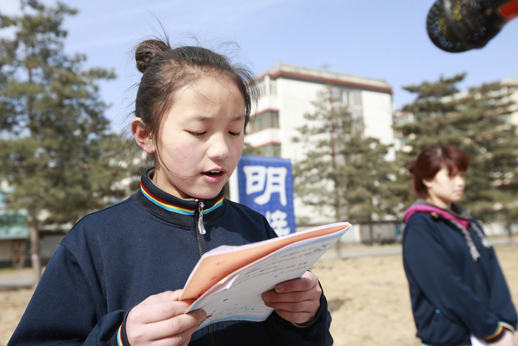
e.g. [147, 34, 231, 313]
[427, 0, 506, 53]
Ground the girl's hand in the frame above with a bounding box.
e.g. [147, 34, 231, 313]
[126, 290, 206, 346]
[490, 330, 517, 346]
[261, 271, 322, 325]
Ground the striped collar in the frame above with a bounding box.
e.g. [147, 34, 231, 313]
[140, 182, 224, 215]
[132, 168, 226, 227]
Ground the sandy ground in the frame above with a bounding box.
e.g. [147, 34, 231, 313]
[1, 244, 518, 346]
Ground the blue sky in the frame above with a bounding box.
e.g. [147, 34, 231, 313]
[1, 0, 517, 133]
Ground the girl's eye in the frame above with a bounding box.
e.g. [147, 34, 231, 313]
[450, 170, 464, 177]
[451, 172, 464, 179]
[188, 131, 207, 137]
[229, 131, 241, 136]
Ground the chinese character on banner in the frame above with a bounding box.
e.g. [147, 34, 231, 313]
[229, 155, 296, 236]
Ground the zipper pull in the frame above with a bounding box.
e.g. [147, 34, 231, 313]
[196, 200, 206, 235]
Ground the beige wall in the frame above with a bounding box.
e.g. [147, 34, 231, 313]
[0, 241, 11, 261]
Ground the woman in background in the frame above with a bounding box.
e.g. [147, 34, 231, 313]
[403, 145, 517, 346]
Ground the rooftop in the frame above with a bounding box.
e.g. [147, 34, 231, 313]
[257, 61, 392, 94]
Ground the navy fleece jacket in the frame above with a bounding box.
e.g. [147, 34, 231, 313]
[403, 207, 517, 346]
[8, 169, 333, 346]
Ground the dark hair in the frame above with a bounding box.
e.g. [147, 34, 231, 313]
[407, 145, 470, 197]
[134, 38, 257, 150]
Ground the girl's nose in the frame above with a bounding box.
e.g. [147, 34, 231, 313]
[207, 135, 230, 160]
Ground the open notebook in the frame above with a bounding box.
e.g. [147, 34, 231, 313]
[179, 222, 351, 329]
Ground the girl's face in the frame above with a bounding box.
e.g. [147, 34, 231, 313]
[423, 167, 465, 209]
[134, 75, 246, 199]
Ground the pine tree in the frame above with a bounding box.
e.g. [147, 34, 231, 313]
[339, 134, 397, 243]
[462, 82, 518, 238]
[293, 86, 395, 253]
[391, 74, 468, 216]
[394, 74, 518, 236]
[0, 1, 128, 284]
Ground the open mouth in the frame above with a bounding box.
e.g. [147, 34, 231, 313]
[202, 171, 224, 177]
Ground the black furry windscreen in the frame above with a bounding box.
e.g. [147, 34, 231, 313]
[426, 0, 507, 52]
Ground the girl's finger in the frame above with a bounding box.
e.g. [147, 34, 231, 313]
[128, 299, 194, 326]
[274, 272, 319, 294]
[263, 290, 319, 304]
[127, 309, 206, 344]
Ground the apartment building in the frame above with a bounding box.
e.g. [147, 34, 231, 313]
[246, 61, 394, 160]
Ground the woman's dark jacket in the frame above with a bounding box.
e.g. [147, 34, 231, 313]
[403, 201, 517, 345]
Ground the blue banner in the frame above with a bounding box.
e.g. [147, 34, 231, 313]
[235, 155, 296, 236]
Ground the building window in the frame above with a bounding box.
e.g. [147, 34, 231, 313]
[331, 87, 345, 104]
[257, 144, 281, 157]
[331, 87, 361, 107]
[248, 110, 280, 134]
[256, 77, 277, 97]
[256, 79, 266, 97]
[269, 79, 277, 95]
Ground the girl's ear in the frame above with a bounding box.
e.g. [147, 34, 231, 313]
[131, 118, 156, 154]
[422, 178, 433, 188]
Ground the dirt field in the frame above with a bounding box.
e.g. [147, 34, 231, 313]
[1, 244, 518, 346]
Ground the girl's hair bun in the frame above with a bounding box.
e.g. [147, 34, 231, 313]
[135, 39, 170, 73]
